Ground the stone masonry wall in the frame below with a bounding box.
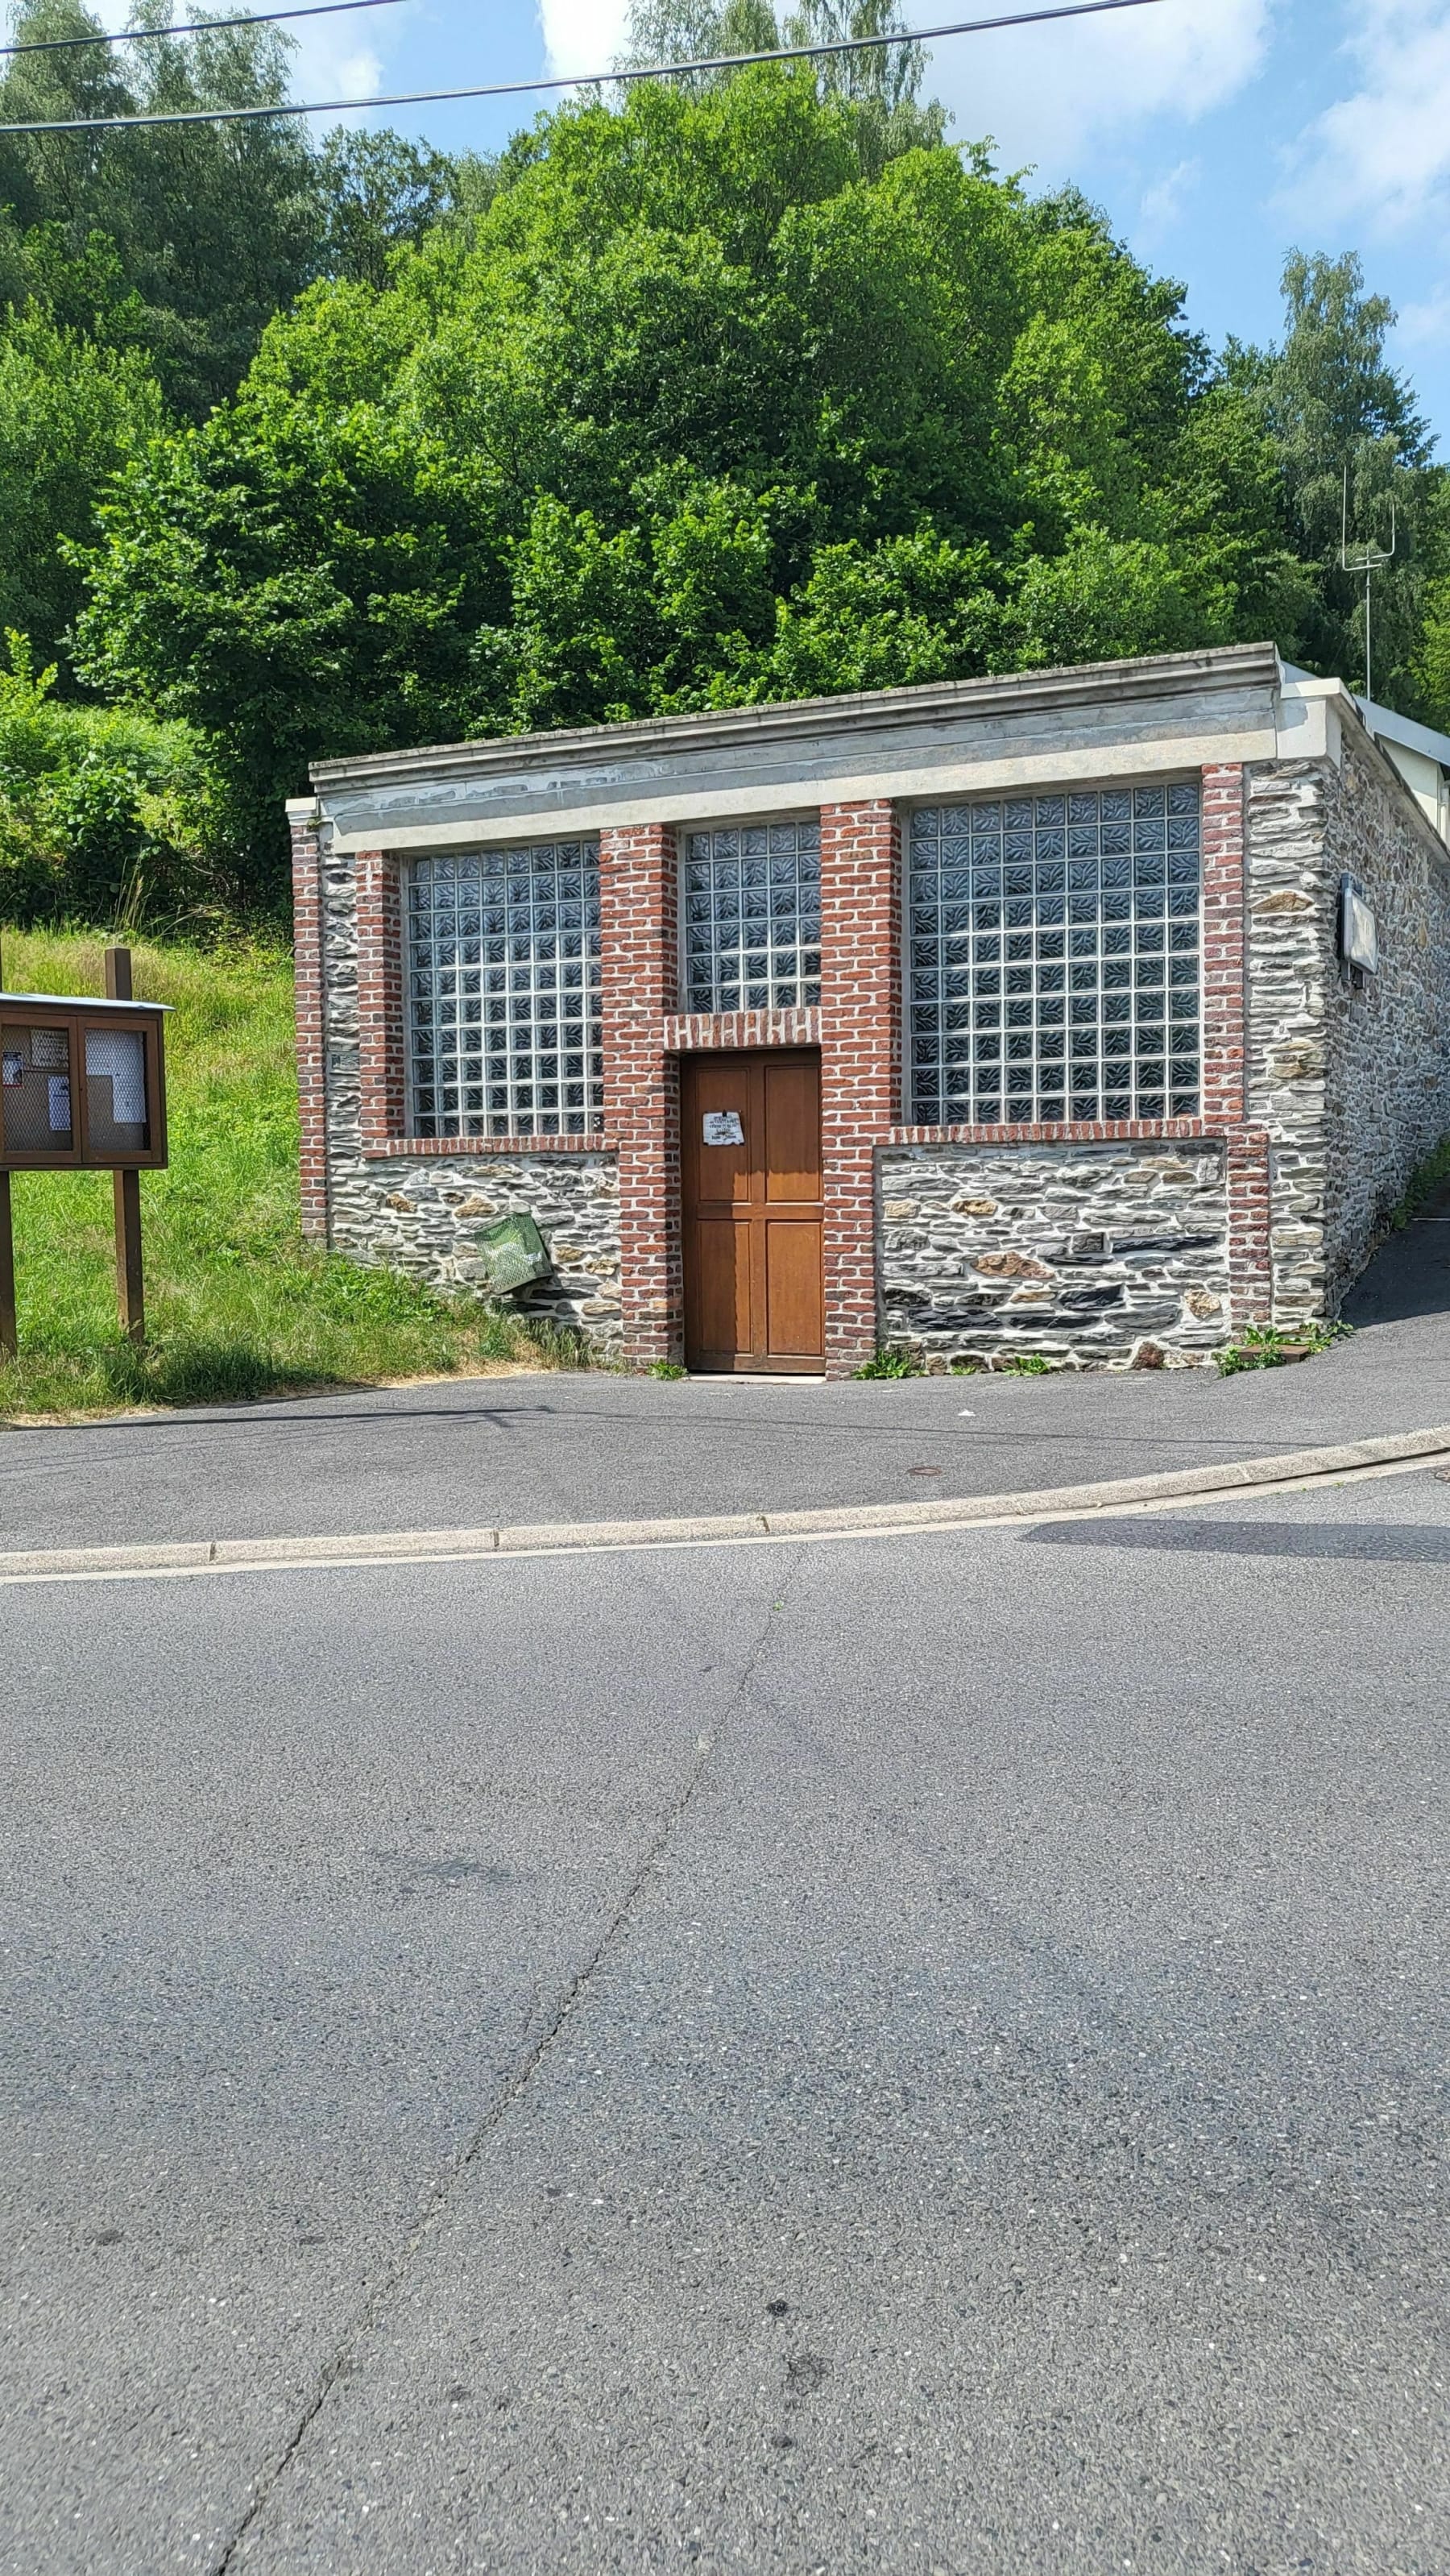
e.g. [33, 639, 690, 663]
[877, 1142, 1230, 1368]
[316, 829, 623, 1350]
[329, 1152, 622, 1346]
[1243, 759, 1334, 1325]
[1320, 733, 1450, 1305]
[1245, 740, 1450, 1320]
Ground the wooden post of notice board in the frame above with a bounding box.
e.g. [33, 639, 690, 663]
[0, 924, 10, 1359]
[0, 1169, 15, 1360]
[104, 944, 145, 1345]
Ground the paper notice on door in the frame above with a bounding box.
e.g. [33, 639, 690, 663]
[2, 1052, 21, 1086]
[702, 1110, 744, 1146]
[48, 1074, 71, 1131]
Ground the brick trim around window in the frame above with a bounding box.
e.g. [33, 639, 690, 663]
[600, 820, 683, 1366]
[291, 809, 329, 1243]
[662, 1006, 822, 1053]
[820, 799, 901, 1376]
[356, 848, 407, 1151]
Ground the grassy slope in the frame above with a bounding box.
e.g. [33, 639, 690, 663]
[0, 928, 578, 1415]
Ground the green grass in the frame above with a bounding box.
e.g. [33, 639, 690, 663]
[0, 926, 586, 1417]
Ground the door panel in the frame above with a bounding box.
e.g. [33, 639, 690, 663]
[682, 1051, 824, 1374]
[764, 1218, 825, 1356]
[763, 1054, 822, 1202]
[694, 1217, 752, 1361]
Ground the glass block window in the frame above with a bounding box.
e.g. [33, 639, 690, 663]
[683, 821, 821, 1013]
[907, 785, 1201, 1126]
[407, 843, 602, 1139]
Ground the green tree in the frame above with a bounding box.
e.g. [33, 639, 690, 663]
[316, 129, 463, 290]
[74, 71, 1318, 902]
[0, 0, 320, 417]
[1235, 251, 1436, 705]
[616, 0, 946, 162]
[0, 308, 165, 669]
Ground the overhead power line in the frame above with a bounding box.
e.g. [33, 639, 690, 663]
[0, 0, 1168, 134]
[0, 0, 405, 63]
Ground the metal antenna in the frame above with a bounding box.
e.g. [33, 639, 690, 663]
[1340, 463, 1397, 707]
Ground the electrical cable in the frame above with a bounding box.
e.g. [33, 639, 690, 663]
[0, 0, 1168, 135]
[0, 0, 406, 64]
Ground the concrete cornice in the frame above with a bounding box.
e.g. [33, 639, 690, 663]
[308, 645, 1285, 794]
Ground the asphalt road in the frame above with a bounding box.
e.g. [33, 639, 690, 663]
[2, 1463, 1446, 2574]
[4, 1183, 1448, 1558]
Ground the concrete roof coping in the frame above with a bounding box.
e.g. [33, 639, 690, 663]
[1356, 694, 1450, 773]
[306, 642, 1286, 793]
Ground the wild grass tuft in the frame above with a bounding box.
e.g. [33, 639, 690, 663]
[853, 1347, 924, 1379]
[0, 926, 588, 1417]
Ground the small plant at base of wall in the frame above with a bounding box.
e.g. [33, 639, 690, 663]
[1216, 1321, 1353, 1379]
[996, 1353, 1056, 1377]
[647, 1359, 688, 1379]
[854, 1348, 926, 1380]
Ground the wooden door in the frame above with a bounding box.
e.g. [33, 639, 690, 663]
[681, 1052, 824, 1374]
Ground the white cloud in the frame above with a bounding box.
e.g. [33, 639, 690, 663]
[292, 34, 385, 119]
[912, 0, 1273, 173]
[538, 0, 631, 80]
[1137, 152, 1199, 238]
[1398, 283, 1450, 345]
[1282, 0, 1450, 238]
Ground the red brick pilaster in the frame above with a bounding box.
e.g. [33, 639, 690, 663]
[819, 799, 901, 1376]
[1201, 763, 1248, 1128]
[290, 807, 329, 1242]
[599, 822, 682, 1367]
[1200, 762, 1271, 1329]
[356, 849, 406, 1149]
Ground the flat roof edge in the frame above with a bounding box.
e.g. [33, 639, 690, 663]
[307, 644, 1285, 794]
[0, 991, 172, 1012]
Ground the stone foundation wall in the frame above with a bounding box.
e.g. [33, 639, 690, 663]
[329, 1152, 622, 1348]
[876, 1141, 1229, 1368]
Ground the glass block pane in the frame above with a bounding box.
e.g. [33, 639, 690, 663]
[407, 843, 604, 1136]
[682, 819, 822, 1013]
[906, 784, 1201, 1122]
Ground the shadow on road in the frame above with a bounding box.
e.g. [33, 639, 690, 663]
[1342, 1180, 1450, 1329]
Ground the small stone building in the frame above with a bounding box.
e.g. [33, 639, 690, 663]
[289, 645, 1450, 1375]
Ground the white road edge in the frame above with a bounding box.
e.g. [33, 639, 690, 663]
[4, 1426, 1449, 1584]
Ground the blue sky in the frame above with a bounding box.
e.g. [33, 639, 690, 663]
[279, 0, 1450, 449]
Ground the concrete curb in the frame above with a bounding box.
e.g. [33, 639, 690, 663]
[4, 1425, 1449, 1584]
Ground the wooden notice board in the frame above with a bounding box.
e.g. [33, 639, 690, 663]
[0, 996, 168, 1172]
[681, 1051, 824, 1374]
[0, 964, 171, 1356]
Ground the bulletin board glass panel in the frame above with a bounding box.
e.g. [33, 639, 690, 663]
[2, 1021, 75, 1153]
[85, 1025, 150, 1154]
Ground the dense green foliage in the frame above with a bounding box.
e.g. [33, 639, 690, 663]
[0, 0, 1444, 922]
[76, 69, 1326, 901]
[0, 631, 211, 923]
[0, 926, 584, 1412]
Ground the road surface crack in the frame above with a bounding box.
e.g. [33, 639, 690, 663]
[209, 1557, 795, 2574]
